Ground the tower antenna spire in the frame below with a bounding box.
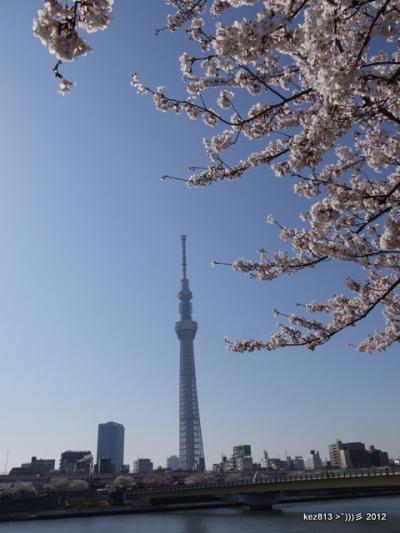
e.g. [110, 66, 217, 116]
[181, 234, 187, 280]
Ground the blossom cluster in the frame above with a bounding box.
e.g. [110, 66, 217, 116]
[132, 0, 400, 353]
[166, 0, 207, 31]
[33, 0, 113, 94]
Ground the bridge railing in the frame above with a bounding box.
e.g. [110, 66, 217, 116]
[124, 467, 400, 496]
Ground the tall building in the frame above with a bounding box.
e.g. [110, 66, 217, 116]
[329, 440, 342, 468]
[96, 421, 125, 474]
[175, 235, 205, 471]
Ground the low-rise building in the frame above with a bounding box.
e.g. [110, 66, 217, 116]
[223, 455, 253, 473]
[9, 457, 55, 477]
[368, 446, 390, 467]
[345, 442, 370, 468]
[286, 456, 304, 471]
[167, 455, 180, 471]
[329, 440, 388, 469]
[97, 457, 113, 474]
[213, 446, 254, 474]
[224, 445, 254, 473]
[133, 458, 153, 475]
[60, 451, 93, 475]
[263, 451, 287, 472]
[339, 448, 352, 469]
[233, 445, 252, 458]
[304, 450, 322, 470]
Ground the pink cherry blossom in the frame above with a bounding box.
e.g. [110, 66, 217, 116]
[133, 0, 400, 353]
[34, 1, 399, 352]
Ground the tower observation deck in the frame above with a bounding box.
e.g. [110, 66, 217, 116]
[175, 235, 205, 471]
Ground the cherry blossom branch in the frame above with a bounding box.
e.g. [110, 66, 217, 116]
[130, 0, 400, 353]
[355, 0, 392, 66]
[33, 1, 400, 351]
[227, 277, 400, 352]
[33, 0, 113, 94]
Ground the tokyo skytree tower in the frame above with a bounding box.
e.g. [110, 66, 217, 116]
[175, 235, 205, 471]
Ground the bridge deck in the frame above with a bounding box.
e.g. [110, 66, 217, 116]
[127, 471, 400, 499]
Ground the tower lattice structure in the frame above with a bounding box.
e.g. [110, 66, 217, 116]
[175, 235, 205, 471]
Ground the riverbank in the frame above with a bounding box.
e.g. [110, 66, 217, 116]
[0, 501, 240, 523]
[1, 488, 400, 523]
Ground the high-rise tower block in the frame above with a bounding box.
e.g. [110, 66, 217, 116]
[175, 235, 205, 471]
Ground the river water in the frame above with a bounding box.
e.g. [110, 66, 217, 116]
[0, 496, 399, 532]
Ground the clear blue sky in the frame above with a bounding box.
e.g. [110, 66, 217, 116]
[0, 1, 398, 472]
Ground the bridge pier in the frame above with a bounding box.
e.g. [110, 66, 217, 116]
[237, 492, 280, 510]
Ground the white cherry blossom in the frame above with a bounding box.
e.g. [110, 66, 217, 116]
[34, 1, 400, 352]
[132, 0, 400, 353]
[33, 0, 113, 92]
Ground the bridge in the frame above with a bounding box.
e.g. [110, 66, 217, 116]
[123, 469, 400, 510]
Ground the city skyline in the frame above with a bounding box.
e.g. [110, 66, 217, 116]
[0, 1, 399, 472]
[4, 432, 395, 475]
